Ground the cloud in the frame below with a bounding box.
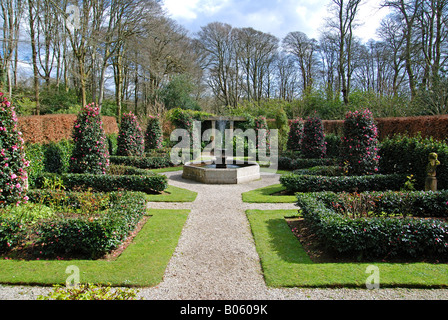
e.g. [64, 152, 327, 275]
[163, 0, 387, 42]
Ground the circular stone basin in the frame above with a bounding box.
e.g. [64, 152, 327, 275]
[182, 160, 260, 184]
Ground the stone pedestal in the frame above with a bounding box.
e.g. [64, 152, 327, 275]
[425, 176, 437, 191]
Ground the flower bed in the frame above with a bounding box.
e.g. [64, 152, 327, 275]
[0, 190, 147, 259]
[296, 192, 448, 261]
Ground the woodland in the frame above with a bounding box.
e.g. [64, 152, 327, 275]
[0, 0, 447, 122]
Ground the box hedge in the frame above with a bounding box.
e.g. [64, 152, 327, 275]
[296, 192, 448, 260]
[34, 172, 168, 194]
[32, 191, 147, 259]
[280, 173, 407, 193]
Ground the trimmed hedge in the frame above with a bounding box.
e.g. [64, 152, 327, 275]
[314, 190, 448, 218]
[34, 172, 168, 194]
[33, 191, 147, 259]
[278, 157, 337, 171]
[296, 192, 448, 260]
[109, 155, 172, 169]
[280, 173, 408, 193]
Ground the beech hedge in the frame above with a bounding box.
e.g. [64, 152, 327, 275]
[296, 192, 448, 260]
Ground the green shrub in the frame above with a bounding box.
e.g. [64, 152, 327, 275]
[325, 134, 342, 159]
[34, 191, 147, 259]
[0, 93, 29, 207]
[286, 117, 304, 151]
[69, 103, 110, 174]
[145, 115, 163, 150]
[340, 109, 380, 175]
[34, 172, 168, 194]
[109, 155, 172, 169]
[117, 111, 145, 157]
[280, 172, 407, 193]
[314, 190, 448, 218]
[278, 157, 336, 170]
[25, 142, 45, 187]
[44, 140, 73, 174]
[379, 134, 448, 190]
[296, 192, 448, 260]
[301, 113, 326, 159]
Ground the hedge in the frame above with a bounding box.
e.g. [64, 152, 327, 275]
[109, 155, 172, 169]
[280, 173, 408, 193]
[278, 157, 337, 171]
[313, 190, 448, 218]
[34, 172, 168, 194]
[296, 192, 448, 260]
[33, 191, 147, 259]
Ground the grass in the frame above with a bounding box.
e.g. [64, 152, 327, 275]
[146, 185, 197, 202]
[242, 184, 296, 203]
[0, 209, 189, 287]
[150, 166, 183, 173]
[246, 209, 448, 288]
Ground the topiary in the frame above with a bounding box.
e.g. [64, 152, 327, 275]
[145, 115, 163, 150]
[340, 108, 380, 175]
[287, 117, 304, 151]
[0, 92, 29, 207]
[117, 111, 145, 157]
[69, 103, 110, 175]
[301, 113, 326, 159]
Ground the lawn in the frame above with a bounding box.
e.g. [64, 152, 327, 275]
[247, 209, 448, 288]
[242, 184, 296, 203]
[146, 185, 198, 202]
[0, 209, 189, 287]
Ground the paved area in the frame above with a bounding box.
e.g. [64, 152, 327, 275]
[1, 170, 447, 300]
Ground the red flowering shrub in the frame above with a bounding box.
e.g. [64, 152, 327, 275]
[301, 114, 326, 159]
[69, 103, 110, 174]
[145, 115, 163, 150]
[340, 109, 380, 175]
[0, 93, 29, 207]
[287, 117, 304, 151]
[117, 112, 144, 157]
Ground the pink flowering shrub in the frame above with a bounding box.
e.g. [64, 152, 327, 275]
[287, 117, 304, 151]
[301, 114, 326, 159]
[0, 93, 29, 207]
[145, 115, 163, 150]
[117, 112, 145, 157]
[340, 109, 380, 175]
[69, 103, 110, 174]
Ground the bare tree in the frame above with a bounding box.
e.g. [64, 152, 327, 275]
[283, 31, 319, 94]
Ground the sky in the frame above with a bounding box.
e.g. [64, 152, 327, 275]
[162, 0, 391, 43]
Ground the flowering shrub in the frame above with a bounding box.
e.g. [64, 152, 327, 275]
[145, 115, 163, 150]
[69, 103, 110, 174]
[117, 112, 144, 157]
[301, 114, 326, 159]
[0, 93, 29, 207]
[287, 118, 304, 151]
[340, 109, 380, 175]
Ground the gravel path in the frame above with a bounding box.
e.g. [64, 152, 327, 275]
[1, 170, 447, 300]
